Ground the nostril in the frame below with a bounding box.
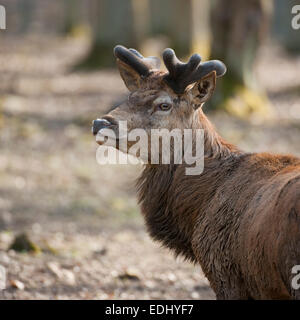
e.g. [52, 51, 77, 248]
[92, 118, 112, 136]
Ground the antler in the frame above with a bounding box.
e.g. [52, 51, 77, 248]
[162, 48, 226, 94]
[114, 45, 161, 77]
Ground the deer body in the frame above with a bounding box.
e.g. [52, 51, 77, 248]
[93, 46, 300, 299]
[138, 149, 300, 299]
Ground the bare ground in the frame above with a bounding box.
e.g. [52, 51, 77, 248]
[0, 36, 299, 299]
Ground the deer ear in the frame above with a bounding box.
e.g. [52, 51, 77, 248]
[116, 60, 142, 92]
[188, 71, 216, 108]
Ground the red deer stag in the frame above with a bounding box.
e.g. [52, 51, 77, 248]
[92, 45, 300, 300]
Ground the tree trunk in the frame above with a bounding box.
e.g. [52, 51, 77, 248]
[209, 0, 273, 117]
[73, 0, 140, 70]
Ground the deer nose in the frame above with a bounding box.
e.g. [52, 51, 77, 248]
[92, 118, 112, 136]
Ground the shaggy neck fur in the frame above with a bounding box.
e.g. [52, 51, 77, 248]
[137, 110, 243, 261]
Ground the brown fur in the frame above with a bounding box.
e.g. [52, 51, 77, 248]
[136, 110, 300, 299]
[95, 59, 300, 300]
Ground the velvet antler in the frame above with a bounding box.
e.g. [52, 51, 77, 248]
[162, 48, 226, 94]
[114, 45, 161, 77]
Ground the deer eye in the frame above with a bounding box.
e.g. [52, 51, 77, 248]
[158, 103, 172, 111]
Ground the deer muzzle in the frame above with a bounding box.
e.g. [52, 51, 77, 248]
[92, 118, 115, 136]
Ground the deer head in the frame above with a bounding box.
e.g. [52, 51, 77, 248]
[93, 45, 226, 162]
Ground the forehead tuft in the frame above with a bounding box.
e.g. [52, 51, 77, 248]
[141, 71, 170, 91]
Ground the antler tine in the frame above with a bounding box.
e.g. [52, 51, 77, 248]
[186, 54, 202, 72]
[128, 48, 144, 59]
[193, 60, 227, 81]
[162, 48, 182, 78]
[129, 47, 161, 72]
[162, 48, 226, 94]
[114, 45, 160, 77]
[114, 45, 149, 77]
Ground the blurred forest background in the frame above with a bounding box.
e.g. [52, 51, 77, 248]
[0, 0, 299, 299]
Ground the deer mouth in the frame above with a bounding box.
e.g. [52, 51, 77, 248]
[92, 117, 123, 148]
[92, 117, 116, 136]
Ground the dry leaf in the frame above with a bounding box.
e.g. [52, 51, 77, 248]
[10, 279, 25, 290]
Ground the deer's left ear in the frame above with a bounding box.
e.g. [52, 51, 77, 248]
[188, 71, 216, 108]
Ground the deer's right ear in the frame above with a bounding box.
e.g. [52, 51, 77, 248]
[116, 60, 141, 92]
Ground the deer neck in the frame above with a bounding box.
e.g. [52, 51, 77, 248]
[137, 110, 242, 261]
[192, 109, 240, 159]
[137, 163, 197, 261]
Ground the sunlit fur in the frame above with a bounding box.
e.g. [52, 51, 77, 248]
[98, 66, 300, 300]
